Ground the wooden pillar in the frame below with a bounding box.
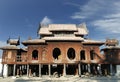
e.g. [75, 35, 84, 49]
[17, 68, 19, 76]
[78, 63, 81, 76]
[13, 64, 16, 76]
[98, 64, 102, 75]
[88, 64, 91, 73]
[63, 64, 66, 76]
[27, 64, 29, 77]
[75, 65, 78, 75]
[39, 64, 41, 77]
[110, 64, 113, 75]
[48, 64, 51, 77]
[2, 64, 4, 77]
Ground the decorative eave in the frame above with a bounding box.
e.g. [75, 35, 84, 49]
[74, 23, 88, 35]
[0, 45, 20, 50]
[7, 39, 20, 46]
[22, 39, 46, 45]
[74, 28, 88, 35]
[20, 48, 28, 52]
[38, 27, 52, 35]
[42, 36, 84, 41]
[82, 39, 105, 45]
[101, 46, 120, 51]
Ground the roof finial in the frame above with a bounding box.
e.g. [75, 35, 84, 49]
[7, 36, 10, 44]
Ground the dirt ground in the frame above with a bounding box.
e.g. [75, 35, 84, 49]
[1, 75, 120, 82]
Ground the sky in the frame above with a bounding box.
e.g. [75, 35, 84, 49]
[0, 0, 120, 57]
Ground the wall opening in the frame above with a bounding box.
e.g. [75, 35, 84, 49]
[90, 50, 95, 60]
[80, 50, 85, 60]
[8, 65, 14, 76]
[81, 64, 87, 75]
[30, 65, 39, 77]
[41, 65, 48, 75]
[67, 48, 75, 60]
[32, 50, 38, 60]
[53, 48, 61, 60]
[51, 65, 63, 77]
[66, 65, 77, 75]
[17, 50, 21, 62]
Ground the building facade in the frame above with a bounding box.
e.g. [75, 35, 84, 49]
[0, 23, 119, 77]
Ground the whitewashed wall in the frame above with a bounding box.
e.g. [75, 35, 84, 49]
[0, 58, 8, 77]
[3, 64, 8, 77]
[0, 59, 2, 77]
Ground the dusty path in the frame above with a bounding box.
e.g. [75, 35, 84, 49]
[1, 76, 120, 82]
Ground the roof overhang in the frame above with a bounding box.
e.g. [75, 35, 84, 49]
[82, 40, 105, 45]
[0, 45, 20, 50]
[22, 39, 46, 46]
[102, 46, 120, 51]
[42, 36, 84, 42]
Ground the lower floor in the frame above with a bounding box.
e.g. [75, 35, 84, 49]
[1, 63, 117, 77]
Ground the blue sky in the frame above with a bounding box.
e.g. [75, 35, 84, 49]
[0, 0, 120, 56]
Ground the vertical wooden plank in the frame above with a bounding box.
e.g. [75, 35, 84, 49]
[39, 64, 41, 77]
[48, 64, 51, 77]
[63, 64, 66, 76]
[27, 64, 29, 77]
[13, 64, 16, 76]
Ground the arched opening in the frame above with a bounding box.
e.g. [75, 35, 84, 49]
[80, 50, 85, 60]
[32, 50, 38, 60]
[53, 48, 61, 60]
[67, 48, 75, 60]
[90, 50, 95, 60]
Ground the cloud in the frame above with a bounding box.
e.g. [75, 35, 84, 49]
[0, 41, 7, 47]
[40, 16, 53, 25]
[71, 0, 110, 19]
[65, 2, 80, 7]
[91, 1, 120, 34]
[92, 18, 120, 33]
[71, 0, 120, 34]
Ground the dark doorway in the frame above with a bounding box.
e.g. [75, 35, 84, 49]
[41, 65, 48, 75]
[51, 65, 63, 77]
[8, 65, 14, 76]
[66, 64, 76, 75]
[81, 64, 87, 75]
[30, 65, 39, 77]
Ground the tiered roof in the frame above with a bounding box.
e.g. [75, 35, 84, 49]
[22, 23, 104, 45]
[38, 23, 88, 36]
